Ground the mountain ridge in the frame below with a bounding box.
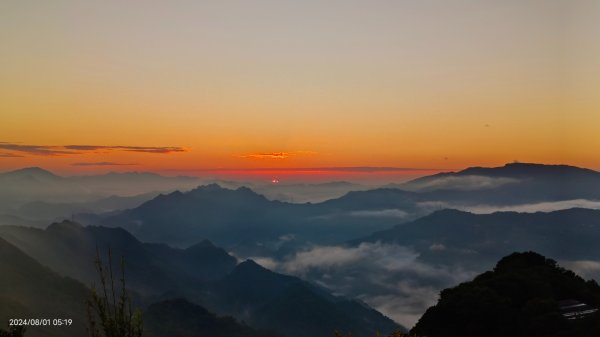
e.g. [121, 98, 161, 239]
[356, 207, 600, 269]
[0, 221, 401, 337]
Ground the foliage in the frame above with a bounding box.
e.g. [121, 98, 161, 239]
[0, 326, 25, 337]
[86, 247, 143, 337]
[412, 251, 600, 337]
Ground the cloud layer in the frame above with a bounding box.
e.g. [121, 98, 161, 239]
[0, 152, 24, 158]
[0, 143, 79, 156]
[0, 142, 187, 156]
[71, 162, 139, 166]
[561, 260, 600, 280]
[419, 199, 600, 214]
[239, 152, 292, 159]
[248, 242, 475, 328]
[65, 145, 187, 154]
[201, 166, 441, 173]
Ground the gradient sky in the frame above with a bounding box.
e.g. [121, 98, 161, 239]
[1, 1, 598, 179]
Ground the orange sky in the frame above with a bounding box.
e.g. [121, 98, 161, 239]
[1, 1, 599, 179]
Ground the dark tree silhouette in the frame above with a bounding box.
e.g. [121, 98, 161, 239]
[86, 247, 143, 337]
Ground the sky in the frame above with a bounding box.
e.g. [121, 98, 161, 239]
[1, 0, 598, 180]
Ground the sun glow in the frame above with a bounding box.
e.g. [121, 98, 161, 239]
[1, 1, 599, 173]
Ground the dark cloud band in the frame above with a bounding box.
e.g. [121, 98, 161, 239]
[195, 166, 445, 172]
[0, 142, 187, 156]
[71, 162, 139, 166]
[65, 145, 187, 153]
[0, 152, 25, 158]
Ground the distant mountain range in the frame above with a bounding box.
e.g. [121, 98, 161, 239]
[4, 163, 600, 209]
[400, 162, 600, 204]
[356, 208, 600, 270]
[0, 221, 401, 337]
[91, 184, 422, 249]
[248, 181, 367, 203]
[76, 163, 600, 250]
[0, 167, 204, 227]
[0, 167, 201, 205]
[0, 167, 365, 227]
[3, 162, 600, 335]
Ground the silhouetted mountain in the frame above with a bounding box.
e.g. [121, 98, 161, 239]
[202, 260, 401, 337]
[144, 298, 282, 337]
[0, 221, 237, 297]
[104, 185, 288, 246]
[316, 188, 419, 210]
[406, 163, 599, 187]
[402, 163, 600, 204]
[97, 184, 423, 248]
[0, 237, 88, 337]
[87, 163, 600, 249]
[412, 252, 600, 337]
[0, 222, 399, 337]
[357, 208, 600, 269]
[0, 167, 62, 181]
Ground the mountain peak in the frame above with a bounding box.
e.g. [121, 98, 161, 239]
[2, 167, 60, 179]
[494, 251, 556, 273]
[429, 208, 473, 217]
[189, 184, 263, 197]
[186, 239, 216, 250]
[458, 162, 598, 177]
[47, 219, 84, 232]
[236, 259, 266, 271]
[503, 162, 570, 168]
[229, 259, 275, 278]
[235, 186, 255, 193]
[185, 184, 268, 202]
[193, 183, 226, 192]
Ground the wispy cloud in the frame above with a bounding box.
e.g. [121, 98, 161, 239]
[0, 142, 187, 156]
[238, 150, 318, 160]
[239, 152, 291, 159]
[64, 145, 187, 154]
[420, 199, 600, 214]
[0, 143, 79, 156]
[71, 162, 139, 166]
[561, 260, 600, 280]
[0, 152, 25, 158]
